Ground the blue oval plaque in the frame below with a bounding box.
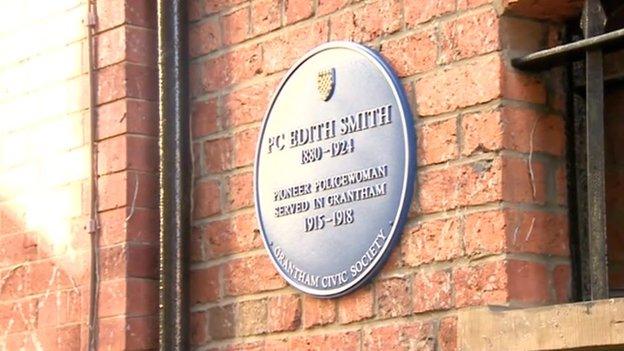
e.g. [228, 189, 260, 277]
[254, 42, 415, 297]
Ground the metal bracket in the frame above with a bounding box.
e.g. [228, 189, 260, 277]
[87, 1, 97, 27]
[87, 219, 97, 234]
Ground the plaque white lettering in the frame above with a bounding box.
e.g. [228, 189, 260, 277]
[255, 42, 415, 297]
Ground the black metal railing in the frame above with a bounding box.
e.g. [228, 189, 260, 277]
[512, 0, 624, 301]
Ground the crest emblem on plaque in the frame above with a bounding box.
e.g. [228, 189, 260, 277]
[316, 68, 335, 101]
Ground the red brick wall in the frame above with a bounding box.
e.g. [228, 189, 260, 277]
[0, 0, 159, 349]
[0, 2, 92, 348]
[188, 0, 577, 350]
[94, 0, 159, 349]
[0, 0, 593, 350]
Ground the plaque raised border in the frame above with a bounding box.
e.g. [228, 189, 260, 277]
[254, 41, 416, 298]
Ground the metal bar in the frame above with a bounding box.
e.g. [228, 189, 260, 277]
[572, 69, 592, 301]
[582, 0, 609, 300]
[511, 27, 624, 71]
[564, 25, 584, 302]
[158, 0, 190, 350]
[575, 72, 624, 93]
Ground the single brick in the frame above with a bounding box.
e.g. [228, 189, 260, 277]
[455, 259, 552, 307]
[97, 135, 158, 175]
[198, 45, 263, 94]
[461, 109, 504, 156]
[221, 6, 250, 45]
[97, 245, 132, 282]
[204, 137, 232, 173]
[189, 18, 221, 58]
[237, 299, 268, 336]
[285, 0, 314, 24]
[98, 99, 158, 140]
[126, 316, 158, 349]
[463, 210, 507, 257]
[226, 172, 254, 211]
[502, 156, 547, 205]
[504, 210, 569, 257]
[553, 264, 571, 303]
[223, 78, 278, 128]
[438, 316, 458, 351]
[380, 30, 438, 77]
[193, 179, 221, 219]
[460, 158, 505, 207]
[209, 304, 235, 340]
[204, 0, 247, 15]
[190, 225, 207, 262]
[376, 277, 412, 318]
[503, 67, 547, 105]
[98, 317, 127, 350]
[191, 98, 219, 138]
[402, 217, 462, 266]
[494, 106, 565, 156]
[379, 248, 404, 275]
[267, 294, 301, 332]
[458, 0, 491, 9]
[198, 213, 262, 259]
[232, 127, 258, 168]
[97, 63, 127, 104]
[96, 26, 126, 68]
[127, 244, 159, 279]
[289, 334, 326, 350]
[415, 54, 502, 116]
[317, 0, 350, 16]
[439, 9, 500, 63]
[126, 64, 158, 100]
[365, 321, 435, 351]
[417, 117, 458, 165]
[324, 331, 361, 351]
[124, 1, 157, 28]
[507, 260, 551, 304]
[453, 260, 508, 307]
[329, 0, 402, 42]
[302, 295, 336, 328]
[223, 255, 286, 296]
[188, 0, 204, 21]
[417, 166, 462, 214]
[365, 324, 401, 351]
[262, 20, 328, 74]
[251, 0, 281, 36]
[406, 0, 456, 27]
[337, 285, 374, 324]
[412, 269, 452, 313]
[126, 279, 159, 316]
[290, 331, 360, 351]
[190, 311, 209, 346]
[190, 265, 220, 304]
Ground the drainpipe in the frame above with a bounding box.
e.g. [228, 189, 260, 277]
[87, 1, 100, 350]
[157, 1, 190, 350]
